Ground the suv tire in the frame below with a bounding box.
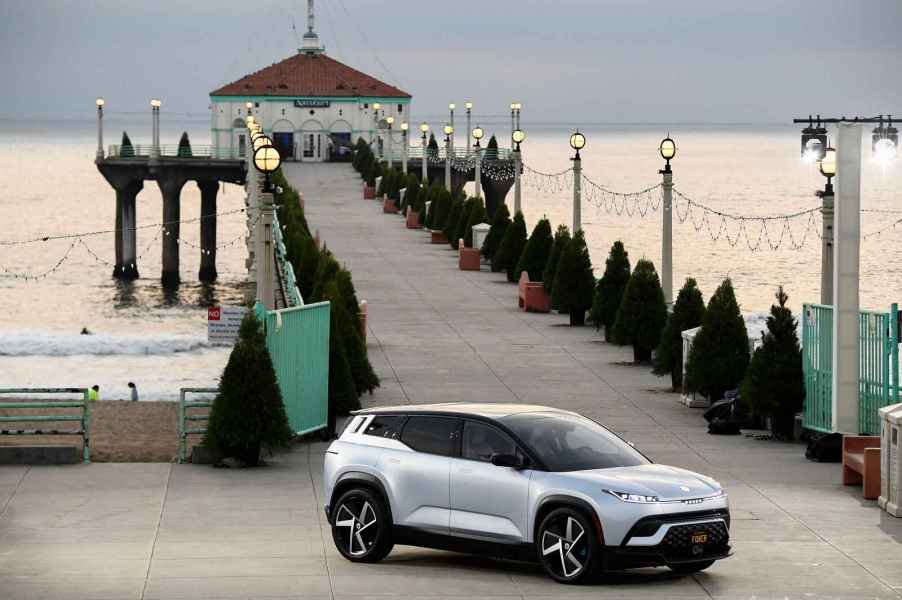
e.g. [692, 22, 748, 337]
[536, 507, 601, 584]
[331, 487, 394, 562]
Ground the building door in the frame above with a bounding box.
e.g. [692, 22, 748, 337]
[273, 132, 295, 162]
[302, 133, 321, 162]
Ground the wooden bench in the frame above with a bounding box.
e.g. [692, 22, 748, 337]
[842, 435, 881, 499]
[518, 272, 551, 313]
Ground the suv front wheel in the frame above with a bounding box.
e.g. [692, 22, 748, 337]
[536, 507, 601, 584]
[331, 487, 393, 562]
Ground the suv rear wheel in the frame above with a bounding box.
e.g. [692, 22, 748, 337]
[331, 487, 393, 562]
[536, 507, 601, 584]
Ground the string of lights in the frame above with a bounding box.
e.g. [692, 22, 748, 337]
[863, 215, 902, 240]
[582, 176, 664, 218]
[0, 240, 78, 281]
[522, 164, 573, 194]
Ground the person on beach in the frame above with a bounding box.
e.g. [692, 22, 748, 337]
[88, 385, 100, 401]
[128, 382, 138, 402]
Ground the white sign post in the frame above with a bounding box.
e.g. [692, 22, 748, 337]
[208, 306, 247, 345]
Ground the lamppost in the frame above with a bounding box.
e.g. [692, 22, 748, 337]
[420, 122, 430, 182]
[465, 102, 473, 157]
[372, 102, 381, 156]
[659, 136, 676, 305]
[385, 116, 394, 168]
[448, 103, 456, 156]
[569, 130, 585, 232]
[95, 98, 105, 161]
[817, 146, 836, 306]
[512, 129, 525, 215]
[150, 98, 161, 163]
[401, 122, 409, 175]
[253, 141, 282, 310]
[510, 102, 522, 146]
[443, 124, 453, 191]
[245, 101, 253, 116]
[472, 125, 484, 200]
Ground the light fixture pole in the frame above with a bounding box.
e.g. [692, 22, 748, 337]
[253, 142, 282, 310]
[569, 131, 585, 232]
[472, 125, 484, 200]
[150, 99, 161, 163]
[401, 122, 409, 175]
[420, 122, 429, 182]
[817, 147, 836, 306]
[510, 103, 516, 147]
[515, 103, 521, 130]
[372, 102, 381, 158]
[659, 136, 676, 305]
[449, 104, 456, 156]
[385, 116, 394, 168]
[95, 98, 105, 161]
[444, 124, 453, 191]
[512, 129, 525, 214]
[465, 102, 473, 157]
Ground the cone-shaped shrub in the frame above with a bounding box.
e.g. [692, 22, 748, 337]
[589, 241, 631, 341]
[324, 280, 379, 397]
[177, 132, 192, 157]
[311, 247, 340, 302]
[403, 175, 420, 212]
[205, 310, 292, 466]
[322, 285, 360, 421]
[653, 278, 706, 389]
[482, 204, 511, 261]
[612, 259, 667, 362]
[740, 286, 804, 439]
[463, 198, 487, 248]
[543, 225, 571, 301]
[428, 186, 450, 230]
[492, 211, 527, 280]
[443, 196, 464, 243]
[686, 278, 750, 402]
[120, 132, 135, 157]
[377, 168, 392, 197]
[485, 135, 499, 160]
[551, 230, 595, 325]
[365, 161, 380, 187]
[515, 218, 553, 282]
[286, 230, 320, 302]
[451, 197, 479, 249]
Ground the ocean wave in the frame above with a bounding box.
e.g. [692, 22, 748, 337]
[0, 331, 213, 356]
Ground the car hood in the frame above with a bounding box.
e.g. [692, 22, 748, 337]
[564, 464, 722, 501]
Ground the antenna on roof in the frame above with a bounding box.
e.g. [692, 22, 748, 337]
[299, 0, 324, 55]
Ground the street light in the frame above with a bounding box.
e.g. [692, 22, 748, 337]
[659, 136, 676, 172]
[512, 129, 525, 213]
[151, 99, 161, 108]
[443, 124, 453, 190]
[95, 98, 105, 160]
[96, 98, 105, 108]
[800, 116, 827, 163]
[449, 104, 456, 155]
[386, 116, 395, 167]
[472, 125, 484, 147]
[472, 125, 484, 200]
[872, 117, 898, 166]
[254, 143, 281, 192]
[400, 122, 409, 174]
[569, 130, 586, 159]
[245, 101, 253, 114]
[443, 124, 454, 138]
[253, 134, 271, 152]
[465, 102, 473, 156]
[150, 99, 161, 161]
[420, 122, 430, 181]
[512, 129, 525, 151]
[818, 147, 837, 181]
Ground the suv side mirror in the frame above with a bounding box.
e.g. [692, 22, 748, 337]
[491, 453, 526, 469]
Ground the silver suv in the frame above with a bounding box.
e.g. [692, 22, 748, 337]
[323, 403, 731, 583]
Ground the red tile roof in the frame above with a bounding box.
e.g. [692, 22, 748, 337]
[210, 53, 410, 99]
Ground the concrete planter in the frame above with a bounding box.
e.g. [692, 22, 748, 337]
[383, 195, 399, 214]
[459, 246, 481, 271]
[363, 185, 375, 199]
[430, 230, 448, 244]
[406, 207, 421, 229]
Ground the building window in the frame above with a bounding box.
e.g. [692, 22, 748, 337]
[398, 104, 403, 113]
[255, 102, 260, 108]
[363, 103, 369, 109]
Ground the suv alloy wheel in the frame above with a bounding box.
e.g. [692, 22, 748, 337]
[331, 487, 394, 562]
[537, 507, 601, 584]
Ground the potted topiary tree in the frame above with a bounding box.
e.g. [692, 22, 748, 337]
[740, 286, 804, 439]
[551, 230, 595, 325]
[492, 211, 527, 280]
[589, 241, 631, 342]
[685, 278, 750, 403]
[451, 197, 479, 250]
[177, 132, 192, 157]
[364, 161, 379, 199]
[612, 259, 667, 362]
[653, 278, 706, 390]
[482, 203, 510, 261]
[515, 217, 553, 283]
[205, 310, 293, 466]
[120, 132, 135, 158]
[543, 224, 571, 307]
[443, 196, 465, 247]
[485, 135, 499, 161]
[427, 133, 439, 160]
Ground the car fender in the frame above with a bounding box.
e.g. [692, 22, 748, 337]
[530, 488, 604, 543]
[329, 469, 394, 523]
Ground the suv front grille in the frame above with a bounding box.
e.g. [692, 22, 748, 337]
[660, 521, 729, 560]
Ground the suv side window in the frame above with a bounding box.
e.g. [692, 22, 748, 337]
[400, 416, 460, 456]
[363, 416, 406, 439]
[462, 421, 517, 462]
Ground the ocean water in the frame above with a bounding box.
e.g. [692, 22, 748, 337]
[0, 116, 900, 399]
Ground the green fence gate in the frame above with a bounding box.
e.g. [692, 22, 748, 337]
[257, 301, 331, 436]
[802, 303, 900, 434]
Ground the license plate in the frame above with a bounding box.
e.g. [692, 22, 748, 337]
[691, 532, 708, 544]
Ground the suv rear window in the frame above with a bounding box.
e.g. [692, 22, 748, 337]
[400, 416, 460, 456]
[363, 416, 406, 439]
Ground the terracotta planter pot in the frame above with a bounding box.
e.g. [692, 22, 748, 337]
[406, 209, 421, 229]
[363, 185, 375, 199]
[430, 230, 448, 244]
[383, 196, 398, 214]
[459, 246, 481, 271]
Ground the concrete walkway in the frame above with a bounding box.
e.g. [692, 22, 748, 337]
[1, 162, 900, 599]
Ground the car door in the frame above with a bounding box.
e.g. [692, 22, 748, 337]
[379, 415, 459, 535]
[449, 420, 532, 543]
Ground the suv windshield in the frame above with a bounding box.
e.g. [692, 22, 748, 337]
[502, 412, 650, 472]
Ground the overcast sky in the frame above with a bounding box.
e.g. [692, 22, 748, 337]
[2, 0, 901, 123]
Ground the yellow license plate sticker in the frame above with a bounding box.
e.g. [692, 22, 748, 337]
[691, 532, 708, 544]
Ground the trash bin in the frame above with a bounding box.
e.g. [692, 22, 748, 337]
[471, 223, 491, 255]
[878, 402, 902, 517]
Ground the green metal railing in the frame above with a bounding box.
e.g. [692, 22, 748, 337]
[802, 303, 900, 434]
[177, 387, 216, 463]
[0, 388, 91, 463]
[272, 211, 303, 307]
[107, 144, 245, 160]
[257, 301, 330, 436]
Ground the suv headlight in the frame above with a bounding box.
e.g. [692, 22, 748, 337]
[605, 490, 659, 503]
